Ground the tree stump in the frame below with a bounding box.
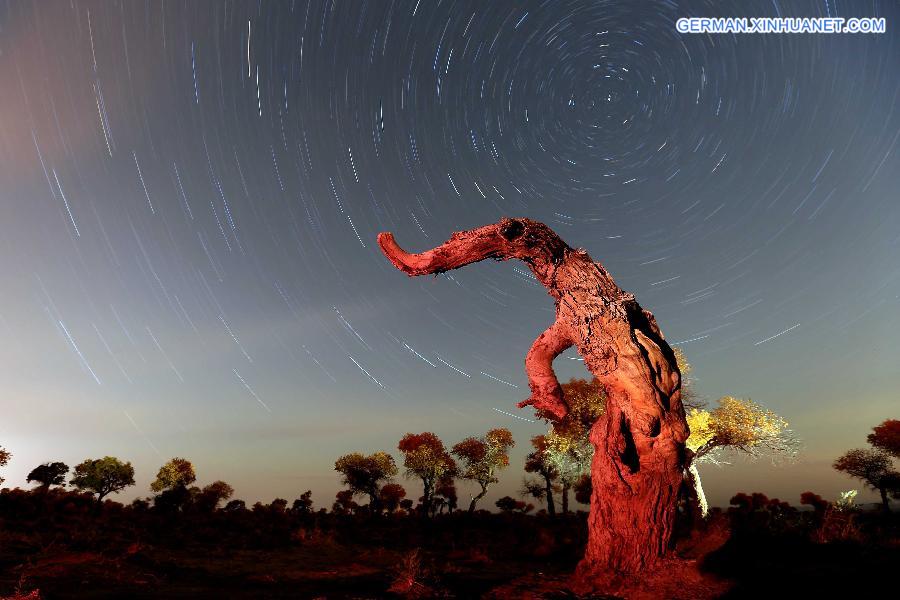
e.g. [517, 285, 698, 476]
[378, 218, 689, 591]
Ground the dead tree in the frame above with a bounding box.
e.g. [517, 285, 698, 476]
[378, 218, 689, 588]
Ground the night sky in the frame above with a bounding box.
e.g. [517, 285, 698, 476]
[1, 0, 898, 509]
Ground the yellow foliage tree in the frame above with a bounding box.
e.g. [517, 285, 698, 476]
[452, 428, 515, 512]
[334, 451, 398, 511]
[150, 457, 196, 492]
[398, 433, 456, 516]
[686, 396, 797, 516]
[542, 377, 606, 513]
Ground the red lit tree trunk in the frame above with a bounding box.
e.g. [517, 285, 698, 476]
[378, 219, 688, 589]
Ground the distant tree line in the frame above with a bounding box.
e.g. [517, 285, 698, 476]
[1, 357, 896, 517]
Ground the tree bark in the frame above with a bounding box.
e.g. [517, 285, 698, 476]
[468, 482, 489, 513]
[378, 219, 688, 587]
[688, 462, 709, 517]
[561, 482, 570, 515]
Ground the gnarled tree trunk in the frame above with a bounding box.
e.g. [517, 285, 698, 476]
[378, 218, 688, 590]
[468, 482, 489, 513]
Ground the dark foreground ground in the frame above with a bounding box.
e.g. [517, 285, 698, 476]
[1, 489, 898, 599]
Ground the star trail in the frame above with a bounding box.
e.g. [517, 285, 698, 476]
[0, 0, 898, 507]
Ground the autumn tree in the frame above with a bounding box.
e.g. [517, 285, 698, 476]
[543, 377, 605, 514]
[0, 446, 10, 486]
[833, 448, 899, 512]
[452, 428, 515, 512]
[70, 457, 135, 505]
[868, 419, 900, 458]
[398, 432, 456, 517]
[150, 457, 196, 492]
[334, 451, 397, 512]
[379, 483, 407, 513]
[147, 457, 196, 511]
[685, 396, 798, 517]
[544, 440, 592, 515]
[26, 462, 69, 489]
[524, 435, 558, 516]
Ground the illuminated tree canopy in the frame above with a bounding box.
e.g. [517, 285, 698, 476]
[524, 434, 559, 516]
[334, 451, 398, 511]
[398, 432, 456, 516]
[452, 427, 514, 512]
[687, 396, 796, 460]
[70, 456, 136, 504]
[542, 377, 605, 514]
[150, 457, 197, 493]
[684, 396, 798, 516]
